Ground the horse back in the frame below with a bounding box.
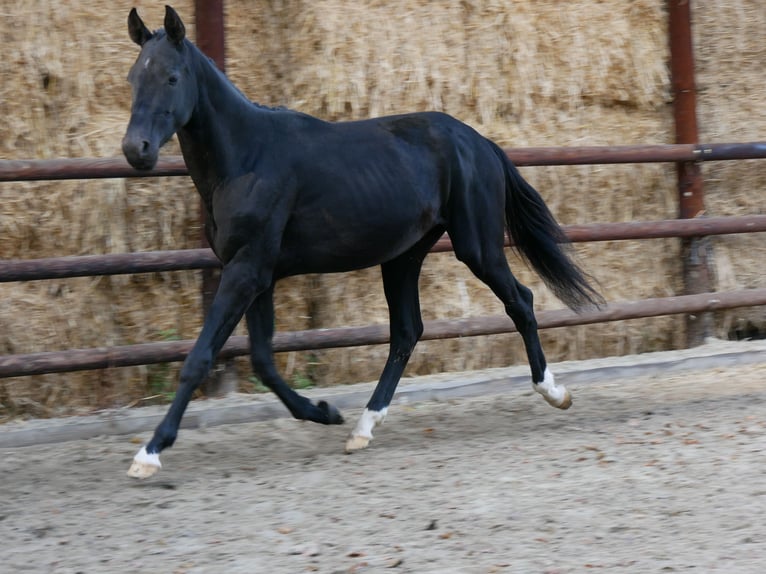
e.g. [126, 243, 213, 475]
[270, 111, 477, 276]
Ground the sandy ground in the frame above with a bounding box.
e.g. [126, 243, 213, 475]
[1, 356, 765, 573]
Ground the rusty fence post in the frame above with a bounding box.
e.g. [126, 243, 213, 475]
[194, 0, 238, 395]
[668, 0, 713, 346]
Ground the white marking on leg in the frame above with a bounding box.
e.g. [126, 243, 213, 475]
[345, 407, 388, 452]
[354, 407, 388, 438]
[127, 445, 162, 479]
[533, 368, 572, 410]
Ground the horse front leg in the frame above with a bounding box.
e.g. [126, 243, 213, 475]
[127, 253, 264, 478]
[345, 239, 434, 452]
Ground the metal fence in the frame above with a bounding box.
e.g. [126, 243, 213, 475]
[1, 142, 766, 378]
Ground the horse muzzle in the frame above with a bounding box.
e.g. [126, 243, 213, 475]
[122, 131, 159, 171]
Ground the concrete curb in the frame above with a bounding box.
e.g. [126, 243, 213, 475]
[2, 338, 765, 448]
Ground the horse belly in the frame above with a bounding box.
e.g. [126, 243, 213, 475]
[275, 140, 446, 276]
[276, 209, 436, 276]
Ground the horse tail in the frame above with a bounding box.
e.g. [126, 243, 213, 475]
[490, 142, 604, 312]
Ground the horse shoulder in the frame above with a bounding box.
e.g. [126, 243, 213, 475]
[209, 172, 296, 263]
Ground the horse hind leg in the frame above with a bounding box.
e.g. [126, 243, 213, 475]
[456, 243, 572, 410]
[508, 280, 572, 409]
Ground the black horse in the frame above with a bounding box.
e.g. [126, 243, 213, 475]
[123, 6, 602, 478]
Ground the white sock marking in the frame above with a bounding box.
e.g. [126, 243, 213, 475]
[533, 368, 568, 407]
[133, 445, 161, 468]
[351, 407, 388, 439]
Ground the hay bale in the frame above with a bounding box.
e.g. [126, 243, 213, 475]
[692, 0, 766, 330]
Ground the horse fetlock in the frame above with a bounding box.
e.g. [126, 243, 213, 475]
[533, 368, 573, 410]
[127, 446, 162, 479]
[317, 400, 345, 425]
[345, 407, 388, 452]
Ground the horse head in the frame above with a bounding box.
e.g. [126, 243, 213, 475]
[122, 6, 196, 171]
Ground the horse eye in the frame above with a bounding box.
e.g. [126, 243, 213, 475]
[168, 75, 179, 86]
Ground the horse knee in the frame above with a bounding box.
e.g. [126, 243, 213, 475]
[249, 351, 272, 377]
[391, 323, 422, 357]
[411, 319, 424, 343]
[179, 349, 214, 386]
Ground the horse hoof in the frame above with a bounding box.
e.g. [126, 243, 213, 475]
[344, 434, 371, 453]
[318, 400, 344, 425]
[534, 369, 572, 410]
[127, 446, 161, 479]
[558, 390, 573, 410]
[542, 389, 572, 410]
[127, 460, 161, 479]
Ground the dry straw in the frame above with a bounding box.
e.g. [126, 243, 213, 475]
[0, 0, 763, 418]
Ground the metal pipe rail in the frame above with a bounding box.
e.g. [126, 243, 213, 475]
[2, 215, 765, 282]
[1, 142, 766, 182]
[1, 288, 764, 379]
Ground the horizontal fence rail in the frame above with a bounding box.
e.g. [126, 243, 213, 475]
[1, 142, 766, 182]
[2, 215, 766, 282]
[2, 289, 765, 379]
[509, 142, 766, 166]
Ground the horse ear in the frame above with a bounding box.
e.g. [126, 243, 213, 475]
[164, 5, 186, 45]
[128, 8, 153, 46]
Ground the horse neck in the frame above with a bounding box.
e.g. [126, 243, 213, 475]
[176, 44, 269, 200]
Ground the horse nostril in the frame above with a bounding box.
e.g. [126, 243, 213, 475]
[122, 134, 157, 171]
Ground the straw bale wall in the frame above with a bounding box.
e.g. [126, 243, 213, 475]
[691, 2, 766, 335]
[0, 0, 763, 418]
